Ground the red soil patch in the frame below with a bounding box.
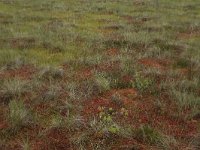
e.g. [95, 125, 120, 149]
[83, 98, 110, 116]
[178, 68, 189, 75]
[123, 16, 143, 25]
[83, 90, 198, 141]
[128, 95, 199, 138]
[95, 61, 121, 73]
[114, 88, 137, 97]
[34, 103, 51, 116]
[122, 75, 132, 82]
[83, 88, 138, 118]
[138, 58, 170, 69]
[104, 88, 138, 105]
[109, 138, 148, 150]
[61, 63, 69, 70]
[159, 116, 197, 138]
[106, 48, 119, 56]
[43, 128, 71, 150]
[0, 65, 37, 80]
[3, 125, 71, 150]
[0, 121, 9, 130]
[81, 68, 93, 78]
[0, 106, 9, 130]
[177, 32, 200, 39]
[76, 68, 93, 80]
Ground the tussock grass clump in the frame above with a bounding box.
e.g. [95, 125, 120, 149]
[70, 132, 90, 150]
[4, 58, 26, 70]
[66, 81, 95, 100]
[42, 83, 61, 101]
[0, 50, 22, 69]
[89, 113, 120, 136]
[132, 73, 154, 93]
[134, 125, 162, 144]
[66, 75, 110, 101]
[8, 100, 31, 130]
[50, 114, 64, 128]
[170, 89, 200, 110]
[94, 74, 110, 94]
[21, 138, 31, 150]
[39, 66, 64, 80]
[0, 79, 30, 104]
[174, 78, 199, 93]
[175, 58, 190, 68]
[111, 92, 123, 106]
[65, 115, 85, 132]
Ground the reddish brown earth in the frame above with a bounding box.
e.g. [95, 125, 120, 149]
[36, 128, 71, 150]
[138, 58, 171, 69]
[0, 50, 199, 149]
[76, 68, 93, 79]
[106, 48, 119, 56]
[0, 65, 37, 80]
[177, 28, 200, 40]
[83, 87, 198, 139]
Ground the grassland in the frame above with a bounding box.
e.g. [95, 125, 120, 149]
[0, 0, 200, 149]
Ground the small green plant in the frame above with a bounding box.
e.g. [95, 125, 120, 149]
[95, 74, 110, 93]
[21, 138, 31, 150]
[107, 124, 120, 134]
[98, 107, 121, 134]
[8, 100, 31, 130]
[99, 107, 114, 122]
[135, 125, 162, 144]
[175, 58, 190, 68]
[50, 114, 64, 128]
[120, 108, 129, 117]
[133, 73, 153, 92]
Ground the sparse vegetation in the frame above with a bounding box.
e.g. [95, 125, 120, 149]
[0, 0, 199, 149]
